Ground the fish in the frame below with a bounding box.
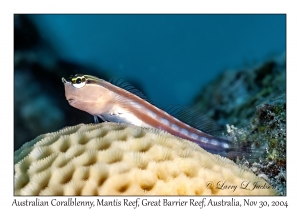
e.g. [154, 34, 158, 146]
[62, 74, 250, 159]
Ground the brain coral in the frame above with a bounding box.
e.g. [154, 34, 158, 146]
[14, 122, 276, 195]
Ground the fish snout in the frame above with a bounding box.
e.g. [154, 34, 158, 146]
[62, 77, 71, 84]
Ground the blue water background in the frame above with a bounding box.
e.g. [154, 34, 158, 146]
[29, 14, 286, 108]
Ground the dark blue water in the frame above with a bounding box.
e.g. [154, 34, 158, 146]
[29, 14, 286, 108]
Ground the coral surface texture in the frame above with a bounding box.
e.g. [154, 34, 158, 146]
[14, 123, 276, 195]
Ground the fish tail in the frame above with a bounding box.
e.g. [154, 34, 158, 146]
[223, 140, 264, 161]
[193, 134, 261, 160]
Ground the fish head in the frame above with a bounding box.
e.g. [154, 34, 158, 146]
[62, 74, 114, 115]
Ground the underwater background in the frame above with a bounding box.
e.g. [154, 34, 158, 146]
[29, 14, 286, 108]
[14, 14, 286, 195]
[14, 14, 285, 149]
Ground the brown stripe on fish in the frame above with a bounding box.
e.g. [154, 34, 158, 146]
[62, 74, 239, 158]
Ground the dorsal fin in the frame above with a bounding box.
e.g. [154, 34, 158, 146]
[164, 105, 223, 135]
[109, 77, 150, 102]
[109, 78, 221, 135]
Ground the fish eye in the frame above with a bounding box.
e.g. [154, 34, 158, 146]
[71, 75, 86, 88]
[76, 78, 81, 84]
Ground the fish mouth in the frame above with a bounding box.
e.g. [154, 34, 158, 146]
[67, 98, 75, 103]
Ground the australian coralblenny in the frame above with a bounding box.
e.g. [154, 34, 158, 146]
[62, 74, 244, 158]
